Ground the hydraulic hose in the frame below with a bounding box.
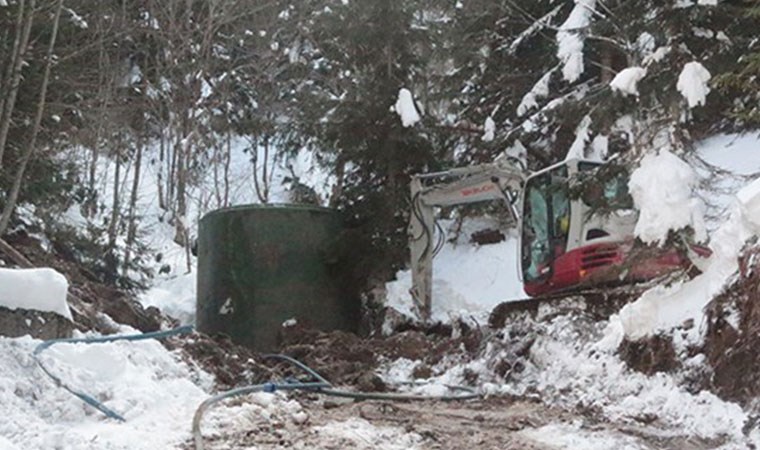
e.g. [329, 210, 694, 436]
[32, 325, 194, 422]
[192, 353, 481, 450]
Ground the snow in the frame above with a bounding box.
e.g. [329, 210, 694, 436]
[313, 418, 422, 449]
[620, 133, 760, 340]
[628, 149, 706, 245]
[643, 46, 671, 66]
[618, 179, 755, 341]
[482, 116, 495, 142]
[610, 67, 647, 97]
[393, 88, 420, 127]
[517, 70, 552, 116]
[0, 268, 71, 320]
[676, 62, 711, 108]
[385, 218, 525, 324]
[565, 114, 592, 161]
[0, 333, 212, 449]
[521, 422, 646, 449]
[556, 0, 596, 82]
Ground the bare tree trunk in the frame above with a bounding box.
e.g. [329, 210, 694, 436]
[0, 0, 62, 236]
[224, 130, 231, 207]
[123, 141, 143, 276]
[329, 156, 346, 208]
[157, 131, 166, 210]
[0, 0, 36, 168]
[85, 15, 113, 218]
[212, 141, 222, 207]
[107, 148, 122, 251]
[251, 136, 272, 203]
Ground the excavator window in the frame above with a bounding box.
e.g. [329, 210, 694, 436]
[577, 162, 633, 211]
[522, 166, 569, 282]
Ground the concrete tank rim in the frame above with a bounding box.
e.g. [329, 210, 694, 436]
[200, 203, 339, 224]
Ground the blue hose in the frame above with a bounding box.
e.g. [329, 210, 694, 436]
[32, 325, 194, 422]
[192, 353, 481, 450]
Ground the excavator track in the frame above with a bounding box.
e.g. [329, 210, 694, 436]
[488, 281, 656, 329]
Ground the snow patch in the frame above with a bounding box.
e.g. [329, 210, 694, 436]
[385, 218, 525, 324]
[0, 268, 71, 320]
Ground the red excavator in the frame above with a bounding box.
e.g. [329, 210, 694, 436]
[409, 157, 709, 322]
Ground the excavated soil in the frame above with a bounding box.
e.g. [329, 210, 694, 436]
[191, 394, 725, 450]
[703, 243, 760, 403]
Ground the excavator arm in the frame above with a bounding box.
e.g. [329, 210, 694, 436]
[409, 160, 525, 321]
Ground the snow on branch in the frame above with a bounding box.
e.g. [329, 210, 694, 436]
[629, 149, 706, 246]
[556, 0, 597, 82]
[610, 67, 647, 97]
[677, 62, 711, 108]
[500, 5, 563, 55]
[517, 69, 554, 116]
[393, 88, 421, 127]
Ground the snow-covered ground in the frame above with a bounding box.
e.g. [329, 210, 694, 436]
[3, 132, 760, 449]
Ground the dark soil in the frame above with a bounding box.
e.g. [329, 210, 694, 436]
[703, 243, 760, 403]
[618, 334, 680, 375]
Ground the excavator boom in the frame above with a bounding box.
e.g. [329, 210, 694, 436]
[409, 160, 525, 321]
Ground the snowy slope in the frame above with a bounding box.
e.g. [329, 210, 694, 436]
[4, 132, 760, 449]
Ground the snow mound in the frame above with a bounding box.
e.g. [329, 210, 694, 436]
[385, 219, 525, 325]
[0, 334, 211, 449]
[628, 149, 706, 245]
[0, 268, 71, 320]
[676, 62, 711, 108]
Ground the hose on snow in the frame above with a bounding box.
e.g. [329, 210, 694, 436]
[192, 353, 480, 450]
[32, 325, 194, 422]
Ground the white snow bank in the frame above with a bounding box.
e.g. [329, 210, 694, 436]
[0, 268, 71, 320]
[140, 272, 196, 325]
[610, 67, 647, 96]
[0, 334, 212, 449]
[677, 62, 711, 108]
[394, 88, 420, 127]
[697, 133, 760, 176]
[385, 219, 525, 324]
[628, 149, 706, 245]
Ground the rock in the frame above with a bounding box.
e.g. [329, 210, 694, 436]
[0, 305, 73, 340]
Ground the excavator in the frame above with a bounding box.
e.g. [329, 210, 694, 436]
[409, 156, 708, 322]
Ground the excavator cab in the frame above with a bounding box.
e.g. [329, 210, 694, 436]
[519, 159, 638, 296]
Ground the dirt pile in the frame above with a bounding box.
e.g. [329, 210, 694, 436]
[0, 230, 169, 335]
[703, 243, 760, 403]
